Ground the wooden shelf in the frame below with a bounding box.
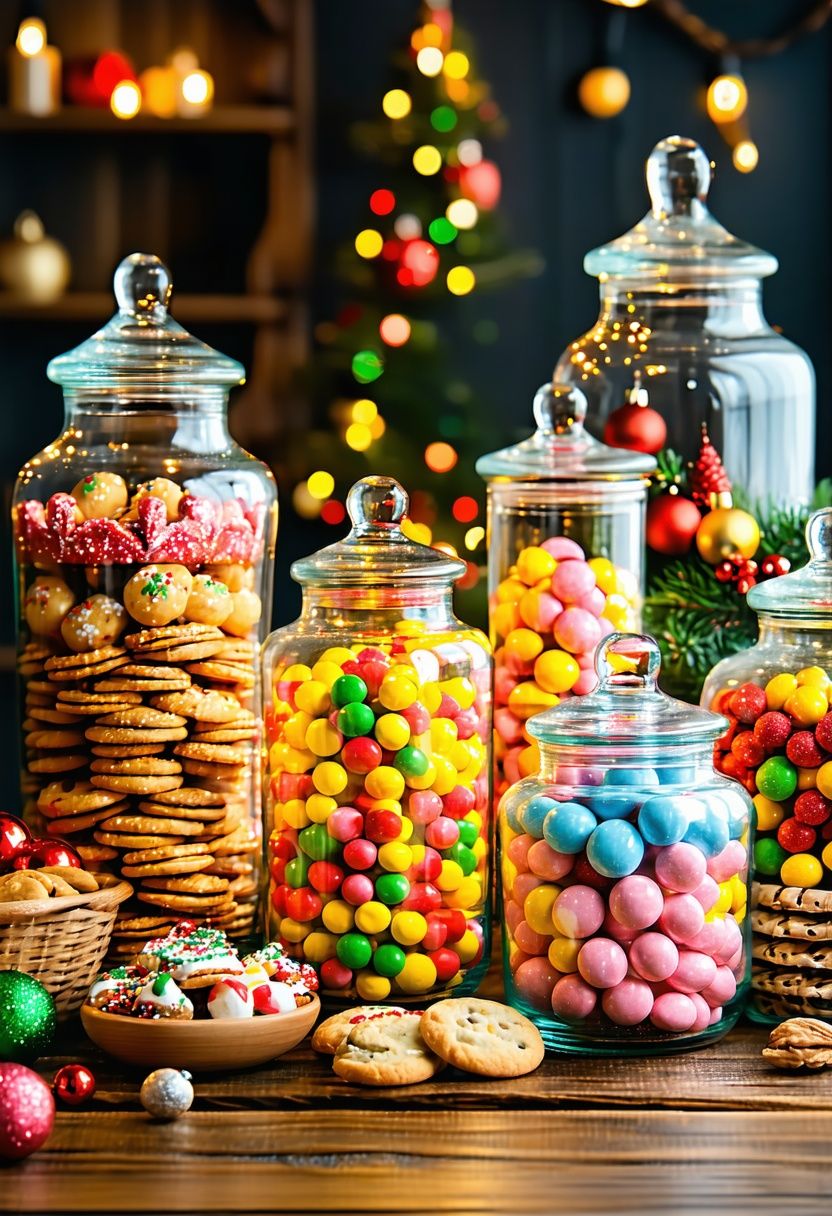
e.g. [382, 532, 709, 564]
[0, 292, 290, 324]
[0, 105, 295, 135]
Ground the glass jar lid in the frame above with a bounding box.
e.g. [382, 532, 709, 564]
[47, 253, 245, 391]
[747, 509, 832, 620]
[476, 383, 655, 481]
[583, 136, 778, 284]
[291, 476, 467, 588]
[527, 633, 727, 748]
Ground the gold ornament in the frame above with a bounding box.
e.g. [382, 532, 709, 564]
[695, 507, 760, 565]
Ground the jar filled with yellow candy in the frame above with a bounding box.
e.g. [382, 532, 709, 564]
[476, 383, 655, 801]
[261, 476, 493, 1004]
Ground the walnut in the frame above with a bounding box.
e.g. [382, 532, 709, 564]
[762, 1017, 832, 1070]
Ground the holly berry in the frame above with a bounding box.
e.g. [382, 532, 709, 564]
[761, 554, 791, 578]
[715, 560, 735, 584]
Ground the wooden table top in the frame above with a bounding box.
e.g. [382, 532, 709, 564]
[4, 1011, 832, 1216]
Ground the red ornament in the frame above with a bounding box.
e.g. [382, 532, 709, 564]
[602, 375, 666, 455]
[761, 554, 791, 578]
[0, 1064, 55, 1160]
[645, 493, 702, 556]
[691, 423, 732, 508]
[28, 838, 81, 869]
[715, 560, 735, 584]
[0, 814, 30, 869]
[53, 1064, 96, 1106]
[458, 160, 501, 210]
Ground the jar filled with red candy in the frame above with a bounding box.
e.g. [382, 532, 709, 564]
[702, 508, 832, 1024]
[476, 383, 654, 801]
[500, 632, 752, 1054]
[13, 254, 277, 951]
[262, 476, 492, 1004]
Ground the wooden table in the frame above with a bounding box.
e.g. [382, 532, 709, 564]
[4, 1011, 832, 1216]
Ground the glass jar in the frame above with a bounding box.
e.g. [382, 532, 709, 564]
[13, 253, 277, 949]
[262, 476, 492, 1004]
[500, 632, 752, 1054]
[553, 136, 815, 506]
[476, 382, 654, 801]
[702, 509, 832, 1024]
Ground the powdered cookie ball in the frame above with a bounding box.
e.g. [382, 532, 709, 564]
[24, 576, 75, 637]
[128, 477, 184, 522]
[71, 472, 128, 520]
[222, 589, 262, 638]
[124, 565, 193, 627]
[184, 575, 233, 627]
[205, 563, 254, 593]
[61, 594, 127, 652]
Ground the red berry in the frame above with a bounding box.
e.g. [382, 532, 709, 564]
[730, 683, 767, 725]
[777, 818, 817, 854]
[731, 731, 765, 768]
[815, 713, 832, 752]
[753, 711, 792, 752]
[794, 790, 832, 826]
[786, 731, 825, 769]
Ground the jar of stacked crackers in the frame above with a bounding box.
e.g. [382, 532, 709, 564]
[12, 253, 277, 958]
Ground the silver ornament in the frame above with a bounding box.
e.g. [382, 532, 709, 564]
[139, 1068, 193, 1120]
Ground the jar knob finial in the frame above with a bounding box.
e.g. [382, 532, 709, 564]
[646, 136, 711, 218]
[596, 632, 662, 691]
[346, 476, 409, 535]
[805, 508, 832, 564]
[533, 383, 587, 436]
[114, 252, 173, 317]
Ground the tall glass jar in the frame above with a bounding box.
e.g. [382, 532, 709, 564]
[553, 136, 815, 506]
[13, 253, 277, 950]
[500, 632, 752, 1055]
[702, 509, 832, 1024]
[262, 476, 492, 1005]
[477, 382, 654, 800]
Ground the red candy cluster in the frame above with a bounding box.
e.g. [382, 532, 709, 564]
[16, 492, 265, 567]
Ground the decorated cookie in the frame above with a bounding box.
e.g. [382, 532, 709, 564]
[71, 472, 129, 520]
[207, 977, 254, 1019]
[311, 1006, 408, 1055]
[24, 576, 76, 637]
[86, 965, 149, 1015]
[222, 589, 262, 638]
[133, 971, 194, 1020]
[128, 478, 184, 522]
[124, 564, 193, 627]
[184, 575, 233, 627]
[60, 594, 127, 653]
[138, 921, 244, 982]
[251, 981, 299, 1015]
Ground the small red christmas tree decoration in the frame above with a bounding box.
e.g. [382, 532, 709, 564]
[691, 422, 732, 509]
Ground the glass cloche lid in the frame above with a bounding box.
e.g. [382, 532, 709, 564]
[291, 476, 467, 588]
[583, 135, 778, 283]
[47, 253, 245, 391]
[747, 509, 832, 620]
[476, 383, 655, 481]
[527, 633, 727, 748]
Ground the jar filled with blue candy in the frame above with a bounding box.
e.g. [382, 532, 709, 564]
[499, 632, 752, 1054]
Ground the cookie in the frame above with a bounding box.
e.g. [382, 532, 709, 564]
[76, 843, 119, 864]
[56, 689, 143, 706]
[28, 754, 87, 773]
[47, 805, 129, 835]
[332, 1011, 444, 1087]
[752, 966, 832, 1001]
[138, 799, 226, 822]
[121, 856, 214, 879]
[125, 623, 221, 650]
[95, 670, 192, 692]
[752, 910, 832, 941]
[151, 687, 243, 723]
[113, 913, 175, 934]
[420, 998, 545, 1078]
[754, 992, 832, 1019]
[136, 889, 234, 912]
[44, 646, 130, 681]
[98, 812, 205, 836]
[181, 758, 246, 782]
[85, 724, 188, 745]
[173, 742, 248, 765]
[38, 865, 99, 893]
[54, 700, 143, 717]
[148, 787, 226, 809]
[37, 780, 124, 816]
[26, 706, 83, 725]
[141, 873, 229, 894]
[122, 841, 214, 864]
[0, 872, 52, 902]
[90, 744, 167, 759]
[186, 660, 255, 688]
[123, 564, 193, 627]
[24, 729, 86, 750]
[60, 595, 127, 652]
[191, 722, 258, 743]
[90, 774, 184, 795]
[311, 1006, 409, 1054]
[94, 832, 187, 849]
[754, 883, 832, 914]
[90, 758, 183, 776]
[94, 707, 188, 730]
[753, 939, 832, 969]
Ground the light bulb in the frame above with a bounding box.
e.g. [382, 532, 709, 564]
[578, 66, 631, 119]
[707, 74, 748, 122]
[16, 18, 46, 56]
[181, 69, 214, 107]
[733, 139, 759, 173]
[110, 80, 142, 120]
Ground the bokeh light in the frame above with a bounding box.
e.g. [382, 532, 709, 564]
[400, 239, 439, 287]
[429, 217, 458, 244]
[453, 496, 479, 523]
[352, 399, 378, 425]
[370, 189, 396, 216]
[16, 18, 46, 56]
[443, 51, 470, 80]
[446, 265, 476, 295]
[412, 22, 444, 50]
[110, 80, 142, 120]
[458, 561, 481, 591]
[402, 519, 433, 546]
[293, 481, 322, 519]
[416, 46, 444, 77]
[707, 74, 748, 122]
[355, 228, 384, 258]
[382, 89, 411, 119]
[425, 442, 458, 473]
[307, 471, 335, 500]
[379, 314, 412, 346]
[321, 500, 346, 526]
[394, 214, 422, 240]
[446, 199, 478, 230]
[351, 350, 384, 384]
[457, 139, 482, 166]
[431, 105, 457, 132]
[181, 69, 214, 107]
[578, 66, 631, 119]
[464, 526, 485, 550]
[345, 423, 373, 451]
[413, 145, 443, 175]
[733, 139, 759, 172]
[433, 540, 459, 558]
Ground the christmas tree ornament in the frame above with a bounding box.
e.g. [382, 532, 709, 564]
[761, 554, 791, 578]
[0, 812, 30, 866]
[0, 1063, 55, 1160]
[0, 971, 56, 1063]
[602, 372, 667, 454]
[140, 1068, 193, 1120]
[646, 492, 702, 556]
[691, 423, 733, 508]
[53, 1063, 96, 1106]
[696, 506, 761, 565]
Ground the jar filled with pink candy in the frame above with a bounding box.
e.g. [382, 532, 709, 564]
[477, 383, 655, 802]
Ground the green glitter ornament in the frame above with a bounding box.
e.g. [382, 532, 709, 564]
[0, 971, 56, 1063]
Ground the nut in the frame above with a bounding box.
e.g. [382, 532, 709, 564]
[762, 1017, 832, 1070]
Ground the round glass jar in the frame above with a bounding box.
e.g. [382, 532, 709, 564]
[262, 476, 493, 1004]
[13, 253, 277, 949]
[553, 136, 815, 506]
[500, 632, 752, 1054]
[702, 509, 832, 1024]
[477, 382, 654, 801]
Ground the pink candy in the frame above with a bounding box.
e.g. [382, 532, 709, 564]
[628, 932, 679, 983]
[551, 560, 597, 603]
[658, 894, 706, 945]
[667, 950, 718, 995]
[527, 840, 573, 881]
[577, 938, 628, 989]
[552, 885, 605, 939]
[554, 607, 602, 655]
[602, 978, 655, 1026]
[650, 991, 698, 1033]
[608, 875, 664, 931]
[541, 537, 585, 561]
[551, 973, 597, 1021]
[653, 842, 707, 893]
[514, 956, 559, 1011]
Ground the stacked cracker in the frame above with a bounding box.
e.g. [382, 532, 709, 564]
[752, 882, 832, 1020]
[24, 622, 260, 955]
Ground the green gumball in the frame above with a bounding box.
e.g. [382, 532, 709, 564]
[0, 971, 56, 1063]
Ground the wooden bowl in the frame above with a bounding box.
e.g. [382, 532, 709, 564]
[80, 995, 320, 1072]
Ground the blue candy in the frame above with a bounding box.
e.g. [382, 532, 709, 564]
[543, 802, 597, 855]
[638, 794, 693, 846]
[583, 790, 640, 820]
[657, 765, 697, 787]
[521, 795, 558, 838]
[503, 796, 526, 834]
[586, 819, 645, 878]
[682, 795, 730, 858]
[604, 768, 659, 788]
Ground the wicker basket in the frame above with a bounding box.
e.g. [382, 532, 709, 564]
[0, 880, 133, 1018]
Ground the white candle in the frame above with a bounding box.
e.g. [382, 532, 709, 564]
[9, 18, 61, 116]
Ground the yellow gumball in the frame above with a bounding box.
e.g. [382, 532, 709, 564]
[785, 685, 829, 727]
[515, 546, 556, 587]
[493, 602, 521, 639]
[322, 900, 355, 934]
[780, 853, 823, 888]
[356, 972, 391, 1001]
[354, 901, 392, 934]
[395, 953, 437, 994]
[817, 762, 832, 800]
[295, 680, 331, 717]
[548, 936, 581, 973]
[797, 666, 831, 690]
[587, 556, 616, 594]
[753, 794, 784, 833]
[524, 884, 560, 936]
[765, 673, 798, 710]
[453, 929, 481, 964]
[303, 931, 338, 963]
[391, 911, 427, 946]
[534, 649, 580, 694]
[508, 682, 559, 720]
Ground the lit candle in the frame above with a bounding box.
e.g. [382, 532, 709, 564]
[9, 17, 61, 116]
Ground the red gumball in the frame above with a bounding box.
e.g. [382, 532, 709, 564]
[777, 817, 817, 854]
[794, 790, 831, 826]
[603, 403, 667, 455]
[786, 731, 825, 769]
[729, 683, 767, 725]
[753, 711, 792, 752]
[53, 1063, 96, 1106]
[731, 731, 765, 768]
[0, 1064, 54, 1160]
[429, 947, 461, 983]
[815, 713, 832, 753]
[0, 814, 30, 868]
[645, 494, 702, 557]
[28, 837, 81, 869]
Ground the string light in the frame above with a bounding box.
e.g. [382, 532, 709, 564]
[706, 73, 747, 122]
[382, 89, 411, 119]
[443, 51, 470, 79]
[369, 189, 396, 215]
[464, 525, 485, 549]
[307, 471, 335, 500]
[16, 18, 46, 56]
[321, 500, 346, 526]
[452, 496, 479, 523]
[379, 314, 411, 346]
[446, 266, 476, 296]
[578, 66, 631, 118]
[446, 199, 478, 230]
[394, 214, 422, 240]
[352, 399, 378, 425]
[351, 350, 384, 384]
[413, 145, 443, 175]
[457, 139, 482, 166]
[110, 80, 142, 120]
[355, 229, 384, 258]
[416, 46, 444, 77]
[181, 69, 214, 108]
[733, 139, 759, 172]
[400, 239, 439, 286]
[345, 423, 373, 451]
[412, 22, 444, 51]
[140, 66, 177, 118]
[370, 415, 386, 439]
[425, 442, 458, 473]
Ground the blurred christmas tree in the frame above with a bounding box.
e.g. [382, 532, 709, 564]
[287, 0, 541, 620]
